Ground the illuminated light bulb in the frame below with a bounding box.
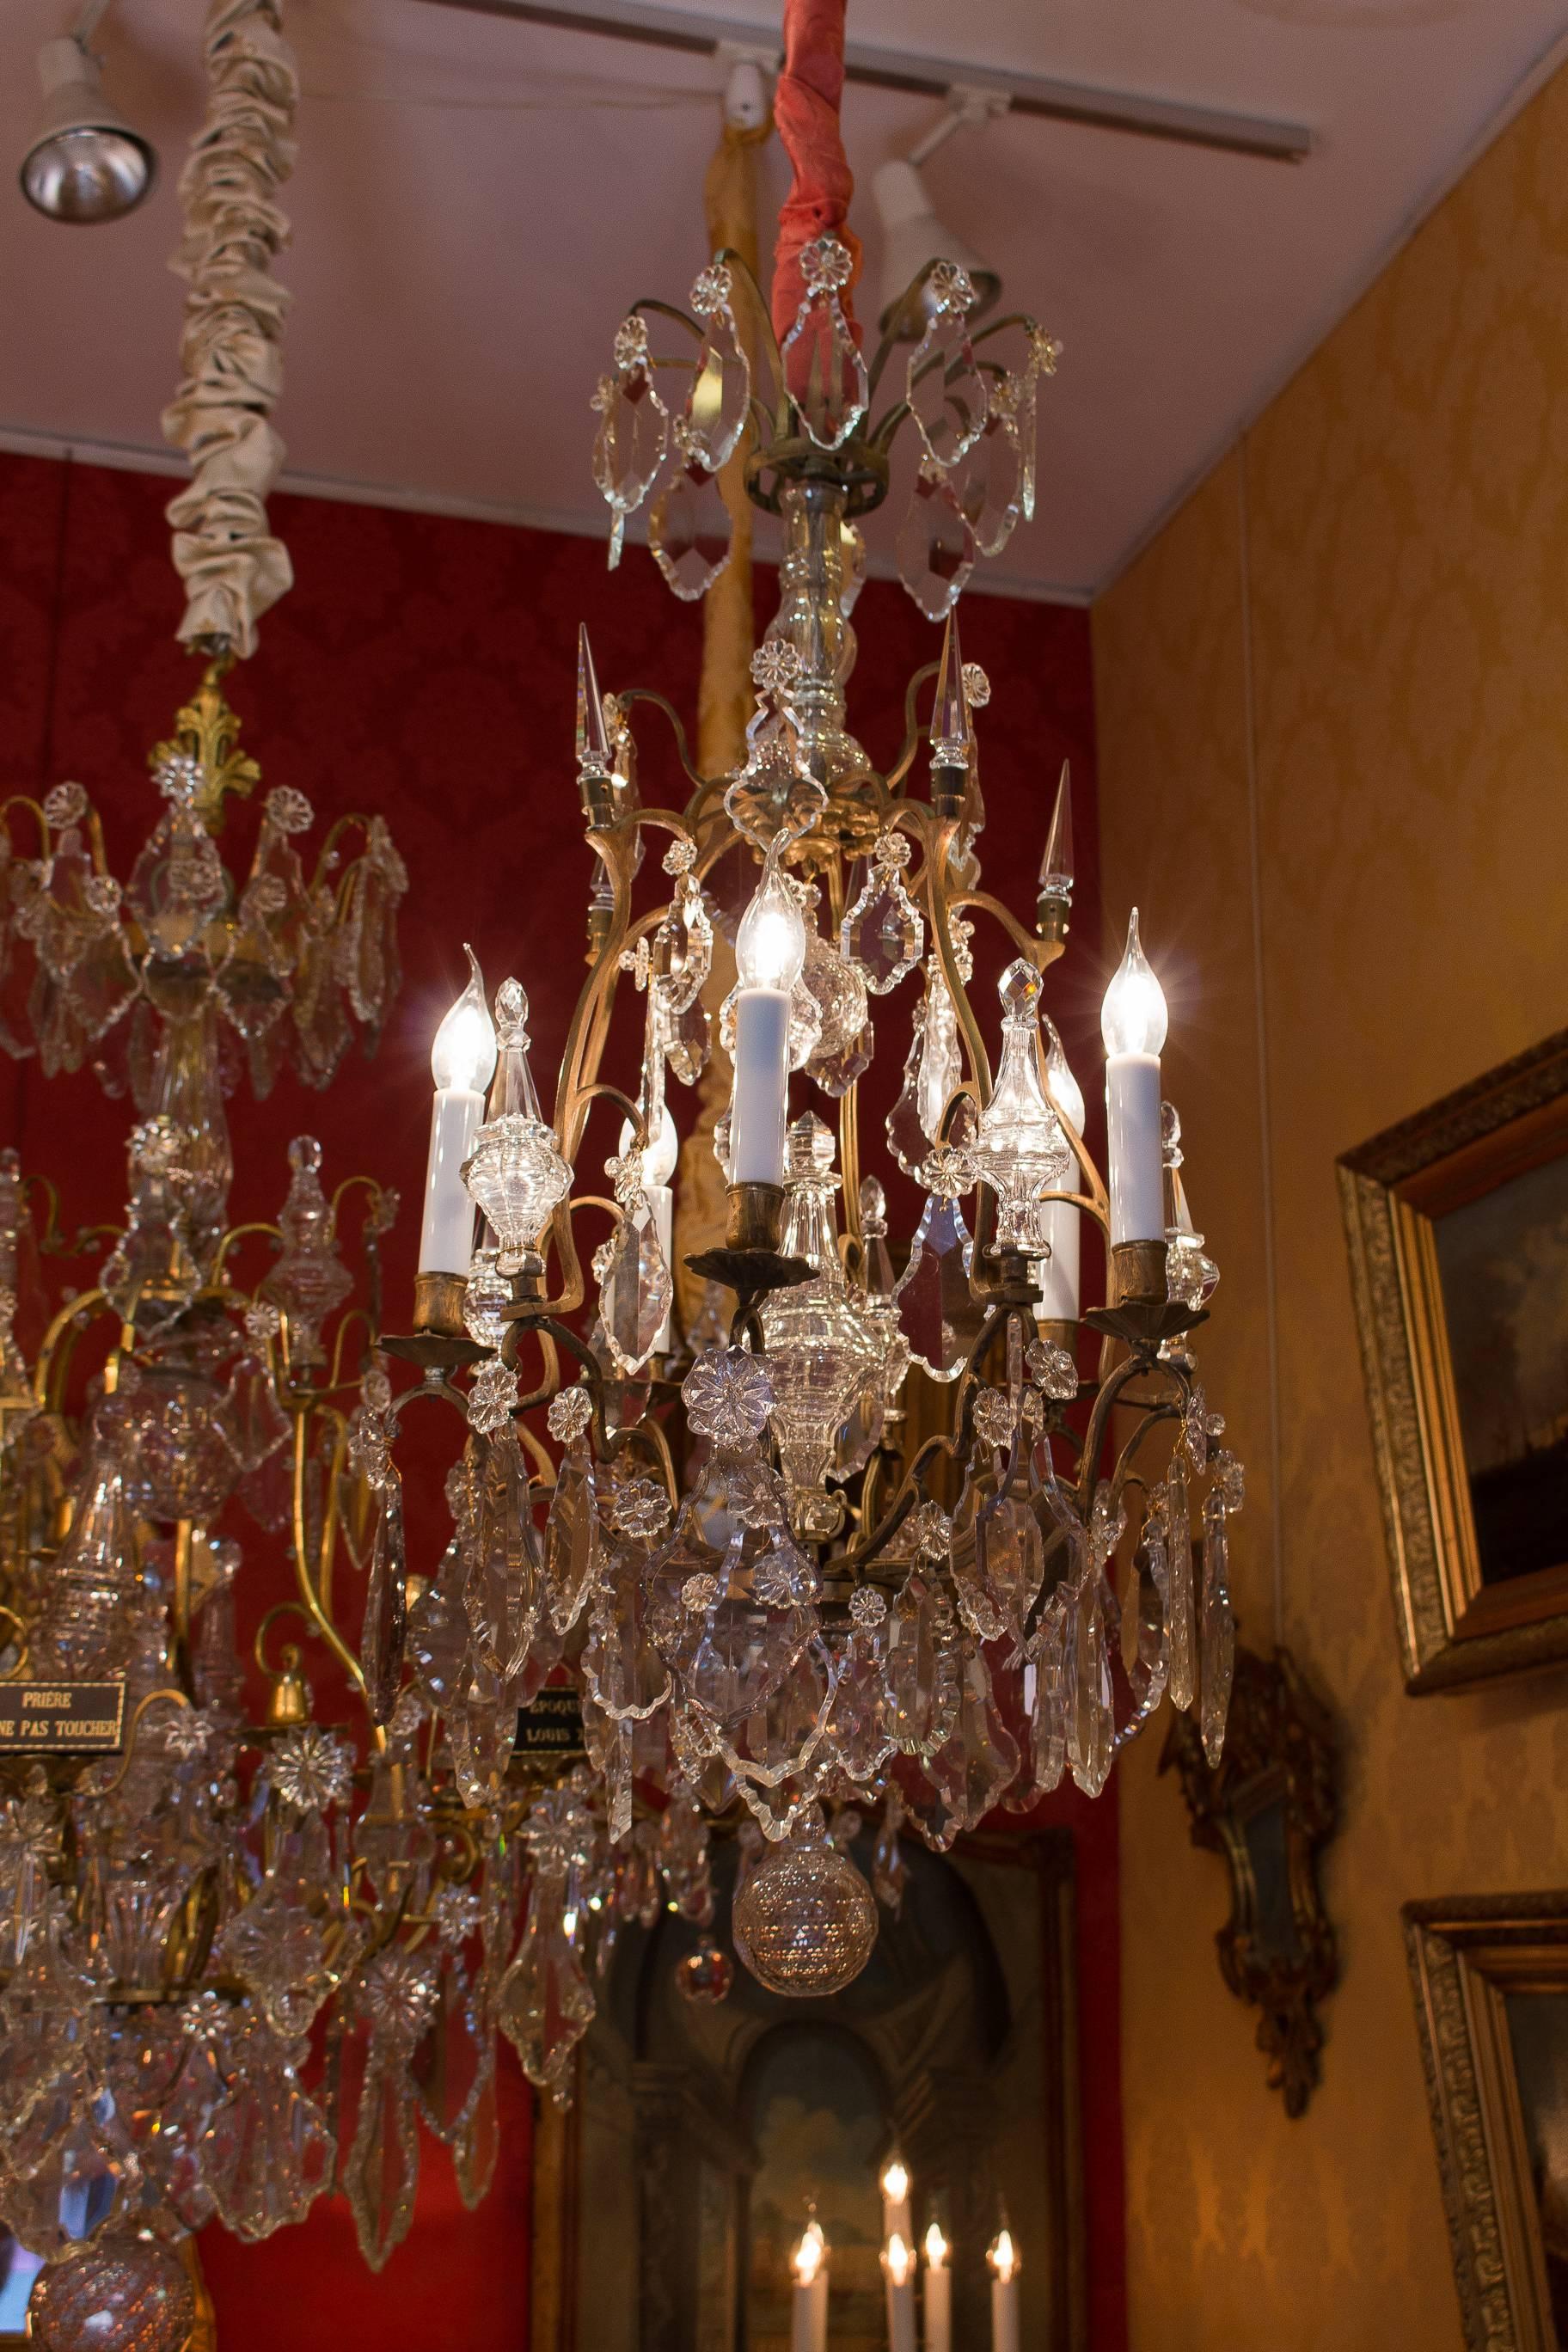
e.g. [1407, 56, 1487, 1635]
[881, 2160, 910, 2205]
[885, 2233, 914, 2287]
[989, 2228, 1019, 2282]
[420, 946, 495, 1277]
[1037, 1018, 1085, 1322]
[923, 2219, 953, 2352]
[1100, 908, 1168, 1059]
[618, 1103, 679, 1187]
[793, 2221, 825, 2285]
[1101, 910, 1167, 1251]
[737, 854, 808, 992]
[1043, 1018, 1085, 1134]
[430, 946, 498, 1093]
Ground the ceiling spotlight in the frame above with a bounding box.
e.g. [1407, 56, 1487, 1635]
[21, 4, 156, 225]
[873, 87, 1008, 341]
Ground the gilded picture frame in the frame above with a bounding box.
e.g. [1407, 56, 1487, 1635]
[1405, 1895, 1568, 2352]
[1338, 1030, 1568, 1692]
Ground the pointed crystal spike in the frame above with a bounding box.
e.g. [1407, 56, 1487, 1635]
[1039, 763, 1073, 901]
[576, 627, 612, 778]
[930, 612, 973, 775]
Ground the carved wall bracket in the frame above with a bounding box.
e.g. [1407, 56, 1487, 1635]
[1161, 1644, 1339, 2116]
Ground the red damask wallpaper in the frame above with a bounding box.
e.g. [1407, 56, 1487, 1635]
[0, 450, 1122, 2352]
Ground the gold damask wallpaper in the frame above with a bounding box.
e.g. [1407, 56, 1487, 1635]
[1094, 59, 1568, 2352]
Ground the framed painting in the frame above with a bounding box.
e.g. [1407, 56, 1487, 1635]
[530, 1822, 1087, 2352]
[1406, 1896, 1568, 2350]
[1338, 1030, 1568, 1690]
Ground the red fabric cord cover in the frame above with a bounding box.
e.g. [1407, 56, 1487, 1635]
[769, 0, 862, 343]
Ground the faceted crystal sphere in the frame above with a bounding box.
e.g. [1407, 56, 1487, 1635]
[732, 1836, 878, 1997]
[30, 2239, 195, 2352]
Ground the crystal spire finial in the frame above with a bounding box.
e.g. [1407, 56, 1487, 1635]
[930, 611, 973, 775]
[576, 627, 612, 778]
[1039, 762, 1073, 897]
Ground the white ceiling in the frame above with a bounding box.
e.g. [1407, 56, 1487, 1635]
[3, 0, 1567, 598]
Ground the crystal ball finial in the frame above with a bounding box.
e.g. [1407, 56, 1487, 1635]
[997, 959, 1042, 1015]
[732, 1818, 878, 1997]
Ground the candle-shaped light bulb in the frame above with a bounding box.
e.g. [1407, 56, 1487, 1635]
[988, 2228, 1021, 2352]
[732, 854, 804, 1186]
[881, 2161, 910, 2206]
[1101, 908, 1168, 1058]
[1101, 910, 1168, 1252]
[620, 1103, 679, 1188]
[1038, 1017, 1085, 1321]
[1043, 1018, 1085, 1135]
[791, 2220, 829, 2352]
[793, 2222, 825, 2285]
[884, 2224, 917, 2352]
[419, 947, 495, 1278]
[923, 2221, 952, 2352]
[737, 854, 807, 992]
[430, 946, 498, 1093]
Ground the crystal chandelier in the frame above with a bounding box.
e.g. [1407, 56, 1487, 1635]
[389, 0, 1245, 2053]
[0, 0, 1246, 2323]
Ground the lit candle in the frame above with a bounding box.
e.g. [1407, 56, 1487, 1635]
[922, 2223, 952, 2352]
[619, 1100, 680, 1351]
[988, 2228, 1021, 2352]
[880, 2157, 913, 2247]
[1101, 909, 1168, 1247]
[731, 853, 805, 1187]
[1038, 1018, 1085, 1322]
[883, 2230, 917, 2352]
[790, 2220, 828, 2352]
[419, 946, 497, 1276]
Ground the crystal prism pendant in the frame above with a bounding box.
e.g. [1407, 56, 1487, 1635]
[967, 961, 1073, 1250]
[781, 236, 869, 452]
[895, 459, 976, 623]
[907, 264, 989, 469]
[595, 1196, 674, 1375]
[1199, 1492, 1236, 1765]
[683, 263, 750, 471]
[591, 315, 671, 553]
[960, 401, 1024, 559]
[893, 1186, 983, 1384]
[1164, 1457, 1197, 1713]
[842, 834, 924, 994]
[801, 900, 872, 1098]
[650, 443, 734, 602]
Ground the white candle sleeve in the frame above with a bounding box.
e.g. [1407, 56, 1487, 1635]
[649, 1181, 674, 1351]
[1106, 1050, 1163, 1245]
[730, 987, 791, 1185]
[789, 2274, 827, 2352]
[924, 2265, 952, 2352]
[885, 2276, 916, 2352]
[1038, 1197, 1081, 1320]
[990, 2275, 1021, 2352]
[419, 1087, 483, 1274]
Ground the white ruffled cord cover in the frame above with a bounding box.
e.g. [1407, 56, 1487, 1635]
[162, 0, 298, 658]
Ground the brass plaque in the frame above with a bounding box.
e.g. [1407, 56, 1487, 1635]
[516, 1687, 585, 1757]
[0, 1682, 127, 1754]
